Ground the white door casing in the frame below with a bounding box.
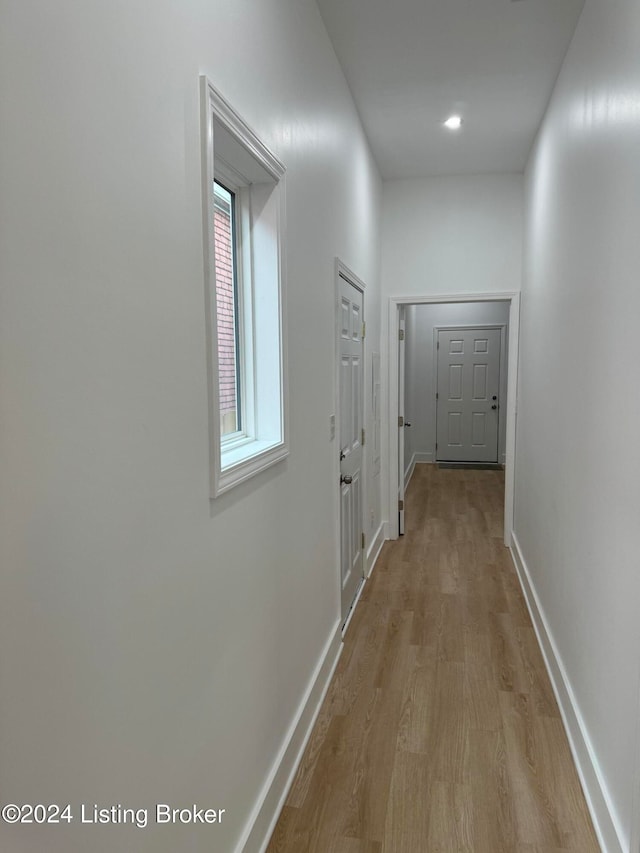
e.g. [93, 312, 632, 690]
[338, 271, 364, 625]
[397, 310, 406, 534]
[436, 326, 501, 463]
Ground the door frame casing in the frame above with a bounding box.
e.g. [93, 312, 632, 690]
[432, 323, 507, 464]
[334, 258, 366, 627]
[397, 308, 406, 534]
[387, 292, 520, 546]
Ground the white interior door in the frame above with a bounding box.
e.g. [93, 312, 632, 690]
[338, 276, 364, 624]
[397, 309, 406, 534]
[436, 327, 501, 463]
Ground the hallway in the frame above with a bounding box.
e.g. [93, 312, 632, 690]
[267, 465, 599, 852]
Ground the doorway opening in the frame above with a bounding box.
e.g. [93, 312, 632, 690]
[387, 292, 520, 545]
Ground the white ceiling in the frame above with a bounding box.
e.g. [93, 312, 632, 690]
[316, 0, 585, 178]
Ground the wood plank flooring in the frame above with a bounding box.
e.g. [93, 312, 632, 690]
[267, 465, 599, 852]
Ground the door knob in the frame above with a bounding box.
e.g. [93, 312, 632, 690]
[492, 395, 497, 401]
[404, 422, 412, 427]
[491, 405, 497, 410]
[341, 474, 353, 485]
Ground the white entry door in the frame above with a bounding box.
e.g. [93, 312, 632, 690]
[338, 276, 364, 624]
[436, 327, 501, 463]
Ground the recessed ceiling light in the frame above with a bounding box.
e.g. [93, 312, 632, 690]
[443, 115, 463, 130]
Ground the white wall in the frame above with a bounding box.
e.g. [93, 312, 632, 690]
[516, 0, 640, 847]
[0, 3, 381, 852]
[404, 301, 510, 479]
[382, 174, 523, 526]
[382, 174, 523, 299]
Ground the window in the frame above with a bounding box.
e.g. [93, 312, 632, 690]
[200, 78, 288, 497]
[213, 180, 241, 438]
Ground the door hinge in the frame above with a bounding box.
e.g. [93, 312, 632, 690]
[398, 415, 404, 428]
[437, 341, 440, 349]
[361, 427, 365, 446]
[399, 329, 405, 341]
[361, 532, 365, 550]
[362, 321, 366, 339]
[435, 442, 438, 450]
[398, 500, 404, 511]
[436, 392, 439, 400]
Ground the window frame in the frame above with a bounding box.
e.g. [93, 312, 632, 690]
[200, 77, 288, 498]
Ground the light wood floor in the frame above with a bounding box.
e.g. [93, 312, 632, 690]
[267, 465, 600, 852]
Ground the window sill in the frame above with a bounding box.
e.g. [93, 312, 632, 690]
[215, 438, 288, 497]
[221, 432, 253, 453]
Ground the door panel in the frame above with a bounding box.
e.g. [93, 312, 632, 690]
[352, 357, 361, 448]
[473, 364, 487, 398]
[340, 357, 352, 458]
[472, 412, 486, 446]
[338, 277, 364, 624]
[352, 304, 361, 340]
[448, 412, 462, 446]
[341, 298, 350, 339]
[351, 472, 361, 569]
[436, 327, 501, 463]
[449, 364, 463, 399]
[341, 483, 351, 591]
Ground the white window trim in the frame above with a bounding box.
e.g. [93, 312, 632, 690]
[200, 77, 288, 498]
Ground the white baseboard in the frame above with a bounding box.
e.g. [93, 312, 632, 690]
[510, 533, 624, 853]
[404, 455, 416, 490]
[366, 522, 385, 578]
[404, 453, 434, 490]
[238, 621, 343, 853]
